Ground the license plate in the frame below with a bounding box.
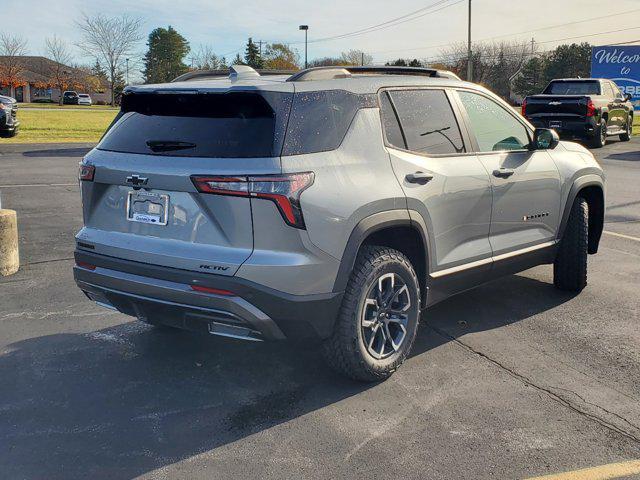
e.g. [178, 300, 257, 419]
[127, 191, 169, 225]
[549, 120, 562, 129]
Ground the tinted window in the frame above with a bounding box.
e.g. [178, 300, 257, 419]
[379, 92, 405, 149]
[282, 90, 375, 156]
[98, 91, 291, 158]
[388, 89, 464, 155]
[458, 91, 530, 152]
[543, 81, 601, 95]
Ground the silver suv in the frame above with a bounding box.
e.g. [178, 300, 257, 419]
[74, 66, 605, 381]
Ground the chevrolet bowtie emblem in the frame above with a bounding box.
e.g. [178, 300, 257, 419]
[126, 175, 148, 187]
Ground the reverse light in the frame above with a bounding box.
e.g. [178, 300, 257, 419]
[78, 164, 95, 181]
[191, 172, 315, 229]
[190, 285, 236, 296]
[586, 99, 596, 117]
[521, 99, 527, 117]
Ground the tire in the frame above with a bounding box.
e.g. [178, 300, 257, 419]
[590, 119, 607, 148]
[322, 245, 421, 382]
[620, 116, 632, 142]
[554, 197, 588, 292]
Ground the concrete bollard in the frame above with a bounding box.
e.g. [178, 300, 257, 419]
[0, 209, 19, 276]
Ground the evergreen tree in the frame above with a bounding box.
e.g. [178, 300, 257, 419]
[489, 49, 511, 99]
[219, 57, 228, 69]
[513, 57, 548, 97]
[545, 42, 591, 80]
[244, 38, 263, 68]
[233, 53, 244, 66]
[142, 26, 190, 83]
[91, 59, 108, 83]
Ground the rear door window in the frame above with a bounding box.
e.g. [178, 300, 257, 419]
[386, 89, 464, 155]
[379, 92, 406, 149]
[458, 91, 530, 152]
[98, 91, 291, 158]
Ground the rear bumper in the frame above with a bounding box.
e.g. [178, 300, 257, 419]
[528, 116, 597, 139]
[73, 250, 343, 340]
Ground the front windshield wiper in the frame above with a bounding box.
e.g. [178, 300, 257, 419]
[146, 140, 196, 152]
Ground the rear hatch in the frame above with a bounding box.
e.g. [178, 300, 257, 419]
[77, 83, 294, 276]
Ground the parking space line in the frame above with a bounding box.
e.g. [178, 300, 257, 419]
[603, 230, 640, 243]
[525, 459, 640, 480]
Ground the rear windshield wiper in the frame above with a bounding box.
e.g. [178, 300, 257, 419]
[146, 140, 196, 152]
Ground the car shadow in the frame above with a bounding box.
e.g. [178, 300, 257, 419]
[0, 273, 573, 479]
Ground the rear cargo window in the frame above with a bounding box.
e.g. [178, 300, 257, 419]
[543, 81, 601, 95]
[282, 90, 376, 156]
[97, 91, 292, 158]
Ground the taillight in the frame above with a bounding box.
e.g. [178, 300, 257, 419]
[586, 99, 596, 117]
[191, 172, 314, 229]
[521, 99, 527, 117]
[78, 164, 95, 181]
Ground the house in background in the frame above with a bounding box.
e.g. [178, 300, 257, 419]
[0, 56, 111, 103]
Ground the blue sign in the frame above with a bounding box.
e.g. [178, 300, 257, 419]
[591, 45, 640, 111]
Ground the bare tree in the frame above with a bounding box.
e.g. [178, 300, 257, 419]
[341, 50, 373, 66]
[76, 13, 142, 105]
[192, 45, 221, 70]
[440, 40, 531, 100]
[45, 35, 74, 104]
[0, 33, 28, 97]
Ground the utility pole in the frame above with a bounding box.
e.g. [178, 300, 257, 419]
[467, 0, 472, 82]
[361, 52, 364, 66]
[258, 40, 263, 57]
[125, 58, 129, 85]
[531, 37, 535, 55]
[299, 25, 309, 69]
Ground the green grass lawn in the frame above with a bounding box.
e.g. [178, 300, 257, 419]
[4, 109, 118, 143]
[20, 102, 119, 110]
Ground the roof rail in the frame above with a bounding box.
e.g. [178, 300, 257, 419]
[172, 67, 296, 83]
[287, 66, 461, 82]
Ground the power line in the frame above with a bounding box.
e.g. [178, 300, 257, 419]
[306, 0, 464, 44]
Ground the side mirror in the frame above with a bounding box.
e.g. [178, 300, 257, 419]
[532, 128, 559, 150]
[625, 93, 633, 102]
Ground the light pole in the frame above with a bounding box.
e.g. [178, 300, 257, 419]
[125, 58, 129, 85]
[466, 0, 472, 82]
[299, 25, 309, 69]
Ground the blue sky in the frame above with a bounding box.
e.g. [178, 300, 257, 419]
[6, 0, 640, 75]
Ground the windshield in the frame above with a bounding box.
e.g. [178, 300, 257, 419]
[543, 81, 601, 95]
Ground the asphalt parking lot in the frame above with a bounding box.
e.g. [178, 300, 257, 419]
[1, 138, 639, 480]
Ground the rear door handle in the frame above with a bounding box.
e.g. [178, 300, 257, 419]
[405, 171, 434, 185]
[492, 168, 515, 179]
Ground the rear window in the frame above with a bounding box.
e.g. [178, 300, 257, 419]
[98, 89, 375, 158]
[543, 81, 601, 95]
[97, 91, 292, 158]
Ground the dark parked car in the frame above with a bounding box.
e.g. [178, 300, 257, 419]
[62, 91, 79, 105]
[0, 95, 19, 138]
[522, 78, 634, 148]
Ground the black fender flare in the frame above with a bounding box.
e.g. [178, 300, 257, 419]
[557, 175, 604, 253]
[332, 209, 430, 296]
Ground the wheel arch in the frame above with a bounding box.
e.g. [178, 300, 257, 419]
[333, 210, 430, 306]
[558, 176, 604, 254]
